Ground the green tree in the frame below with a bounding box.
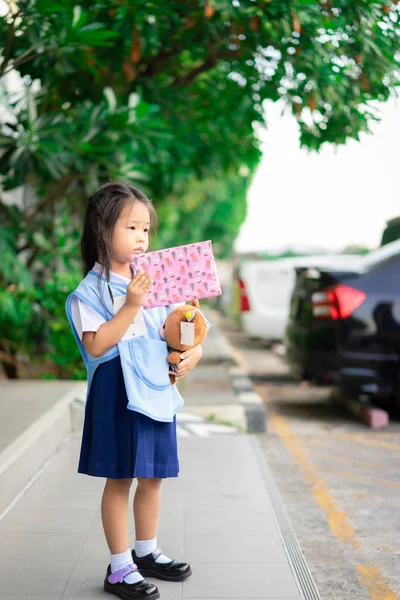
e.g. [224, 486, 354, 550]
[1, 0, 399, 376]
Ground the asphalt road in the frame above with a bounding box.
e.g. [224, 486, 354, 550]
[222, 317, 400, 600]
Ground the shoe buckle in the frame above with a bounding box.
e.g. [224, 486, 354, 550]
[108, 564, 137, 584]
[152, 547, 163, 559]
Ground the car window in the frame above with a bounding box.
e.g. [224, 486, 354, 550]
[362, 252, 400, 273]
[360, 240, 400, 271]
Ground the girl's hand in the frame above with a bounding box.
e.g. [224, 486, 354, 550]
[126, 270, 152, 308]
[169, 345, 203, 379]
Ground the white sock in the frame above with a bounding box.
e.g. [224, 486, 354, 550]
[111, 549, 144, 584]
[135, 537, 172, 564]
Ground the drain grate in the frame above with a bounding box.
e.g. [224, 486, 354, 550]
[251, 436, 321, 600]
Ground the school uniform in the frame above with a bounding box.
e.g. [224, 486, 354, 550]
[66, 263, 183, 480]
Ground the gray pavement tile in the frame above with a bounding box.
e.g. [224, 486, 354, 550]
[59, 561, 105, 598]
[184, 511, 279, 536]
[147, 578, 183, 599]
[62, 597, 104, 600]
[0, 507, 97, 533]
[15, 490, 101, 511]
[31, 472, 104, 494]
[160, 478, 185, 498]
[43, 443, 80, 470]
[178, 437, 254, 468]
[177, 436, 247, 465]
[184, 534, 287, 563]
[148, 509, 185, 536]
[178, 472, 270, 505]
[63, 560, 182, 598]
[0, 596, 60, 600]
[179, 471, 270, 502]
[0, 560, 75, 596]
[0, 531, 86, 561]
[0, 380, 76, 448]
[160, 495, 186, 510]
[182, 563, 301, 598]
[182, 492, 273, 513]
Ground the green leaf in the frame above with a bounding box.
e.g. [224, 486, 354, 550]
[27, 89, 37, 128]
[72, 5, 85, 29]
[103, 87, 117, 113]
[33, 231, 52, 250]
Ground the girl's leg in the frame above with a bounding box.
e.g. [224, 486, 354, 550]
[133, 477, 162, 540]
[101, 478, 133, 553]
[102, 478, 155, 588]
[132, 477, 192, 581]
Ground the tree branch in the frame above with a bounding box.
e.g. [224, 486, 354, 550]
[137, 21, 209, 82]
[173, 55, 218, 87]
[26, 174, 75, 224]
[140, 46, 183, 79]
[0, 19, 15, 76]
[1, 47, 51, 79]
[172, 48, 246, 87]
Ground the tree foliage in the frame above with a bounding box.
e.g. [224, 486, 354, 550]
[0, 0, 399, 375]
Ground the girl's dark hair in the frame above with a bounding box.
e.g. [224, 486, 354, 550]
[80, 182, 157, 311]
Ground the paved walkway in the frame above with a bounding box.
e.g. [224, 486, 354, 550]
[0, 311, 311, 600]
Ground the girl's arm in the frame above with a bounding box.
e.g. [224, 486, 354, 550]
[83, 303, 140, 358]
[82, 271, 151, 358]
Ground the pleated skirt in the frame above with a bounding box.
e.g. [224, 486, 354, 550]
[78, 356, 179, 479]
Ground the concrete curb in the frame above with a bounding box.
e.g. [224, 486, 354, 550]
[201, 324, 236, 365]
[228, 365, 268, 433]
[202, 308, 268, 433]
[0, 382, 86, 517]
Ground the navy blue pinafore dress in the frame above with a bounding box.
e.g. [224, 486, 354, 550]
[78, 355, 179, 480]
[66, 268, 182, 480]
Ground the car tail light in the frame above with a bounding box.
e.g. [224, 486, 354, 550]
[312, 285, 366, 320]
[238, 278, 250, 311]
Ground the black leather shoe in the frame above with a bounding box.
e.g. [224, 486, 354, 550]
[104, 564, 160, 599]
[132, 548, 192, 582]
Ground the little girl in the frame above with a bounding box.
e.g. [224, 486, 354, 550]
[65, 182, 202, 600]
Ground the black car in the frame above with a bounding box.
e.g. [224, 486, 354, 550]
[285, 240, 400, 407]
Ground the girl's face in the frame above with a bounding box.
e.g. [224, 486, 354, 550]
[111, 201, 150, 264]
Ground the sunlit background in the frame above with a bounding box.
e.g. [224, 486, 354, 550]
[237, 98, 400, 254]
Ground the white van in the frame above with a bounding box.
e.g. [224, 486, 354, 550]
[237, 255, 363, 342]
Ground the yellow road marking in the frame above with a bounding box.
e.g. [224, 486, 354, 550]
[314, 454, 382, 470]
[269, 410, 361, 549]
[309, 453, 400, 476]
[357, 565, 398, 600]
[332, 434, 400, 451]
[301, 431, 400, 440]
[304, 438, 321, 447]
[324, 468, 400, 489]
[255, 384, 399, 600]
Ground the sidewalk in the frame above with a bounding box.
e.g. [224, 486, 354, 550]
[0, 311, 317, 600]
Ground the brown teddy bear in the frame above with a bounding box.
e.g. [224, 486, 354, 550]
[162, 300, 209, 384]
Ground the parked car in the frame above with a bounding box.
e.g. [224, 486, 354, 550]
[285, 239, 400, 406]
[237, 255, 362, 342]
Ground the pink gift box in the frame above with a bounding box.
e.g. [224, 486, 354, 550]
[131, 240, 222, 309]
